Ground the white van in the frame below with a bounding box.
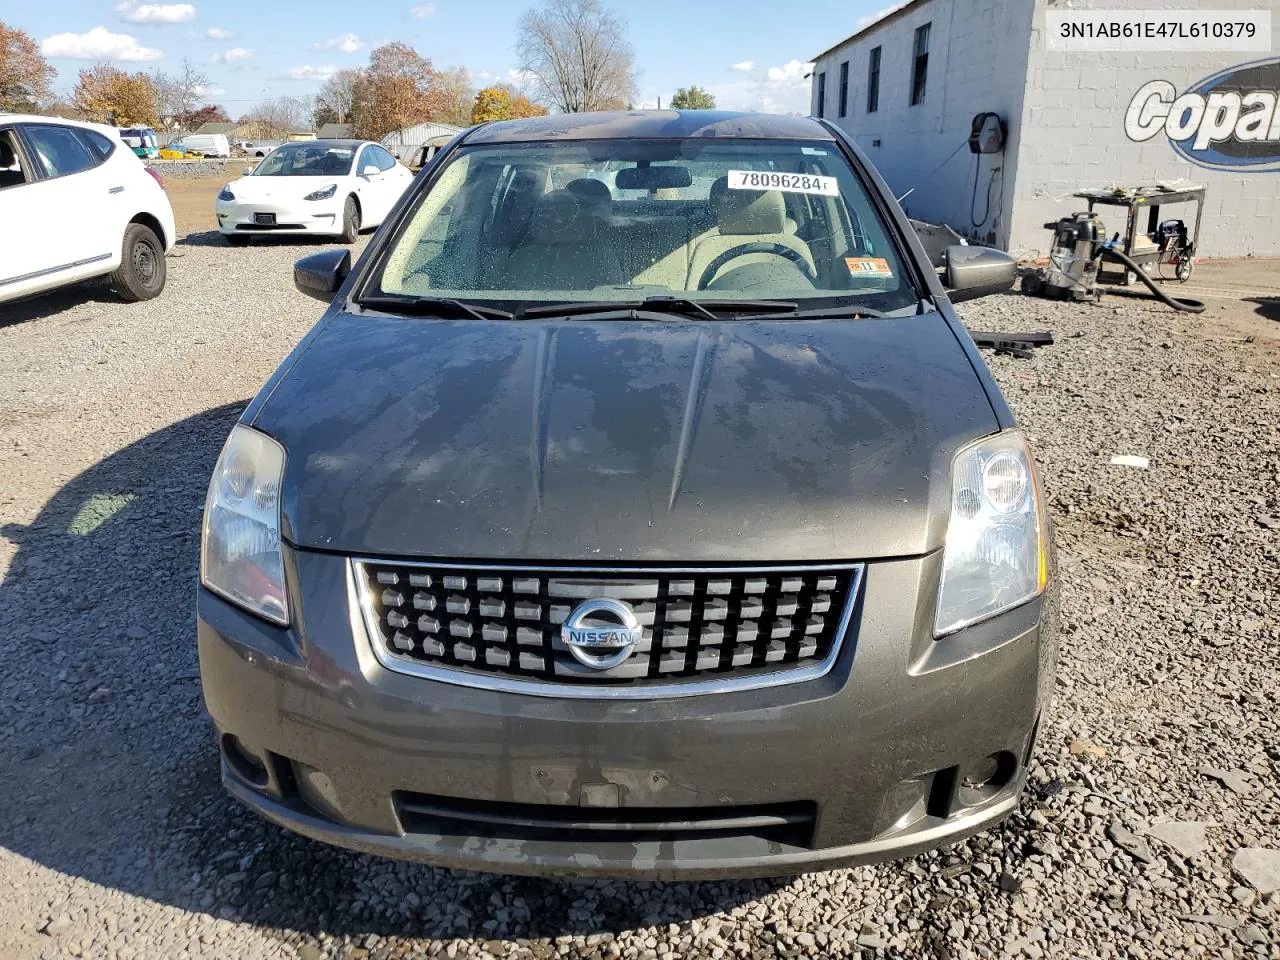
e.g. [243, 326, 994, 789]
[171, 133, 231, 157]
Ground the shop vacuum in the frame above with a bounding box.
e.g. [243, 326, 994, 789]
[1021, 212, 1205, 313]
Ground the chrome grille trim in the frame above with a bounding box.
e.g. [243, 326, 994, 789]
[351, 559, 864, 700]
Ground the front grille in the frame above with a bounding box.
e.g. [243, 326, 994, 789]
[354, 561, 862, 693]
[396, 792, 817, 849]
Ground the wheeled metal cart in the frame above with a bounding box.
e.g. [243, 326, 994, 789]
[1072, 185, 1205, 285]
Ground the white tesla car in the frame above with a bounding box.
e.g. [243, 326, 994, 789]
[215, 139, 413, 245]
[1, 114, 175, 305]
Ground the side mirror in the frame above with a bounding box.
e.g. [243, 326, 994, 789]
[294, 249, 351, 302]
[242, 166, 253, 176]
[361, 164, 380, 177]
[944, 245, 1017, 303]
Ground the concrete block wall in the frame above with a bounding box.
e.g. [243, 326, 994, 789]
[1012, 0, 1280, 258]
[812, 0, 1037, 248]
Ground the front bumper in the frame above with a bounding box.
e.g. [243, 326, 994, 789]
[199, 548, 1057, 880]
[215, 198, 341, 236]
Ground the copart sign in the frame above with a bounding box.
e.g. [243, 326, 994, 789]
[1125, 56, 1280, 171]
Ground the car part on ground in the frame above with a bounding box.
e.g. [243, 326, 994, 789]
[968, 329, 1054, 359]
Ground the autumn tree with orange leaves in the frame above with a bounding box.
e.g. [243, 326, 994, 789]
[350, 43, 453, 142]
[1, 21, 56, 112]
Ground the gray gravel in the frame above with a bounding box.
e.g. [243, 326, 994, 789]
[1, 239, 1277, 959]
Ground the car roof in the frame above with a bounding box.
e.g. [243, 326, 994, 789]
[465, 110, 834, 144]
[0, 113, 97, 129]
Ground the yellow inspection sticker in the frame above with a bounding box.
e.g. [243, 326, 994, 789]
[727, 170, 839, 196]
[845, 257, 894, 277]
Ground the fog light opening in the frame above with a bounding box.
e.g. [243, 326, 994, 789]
[220, 734, 269, 788]
[956, 751, 1017, 809]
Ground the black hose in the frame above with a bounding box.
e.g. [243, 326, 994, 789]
[1099, 247, 1205, 312]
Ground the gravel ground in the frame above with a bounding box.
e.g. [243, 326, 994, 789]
[1, 236, 1277, 960]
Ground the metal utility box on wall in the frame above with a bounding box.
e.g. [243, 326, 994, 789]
[808, 0, 1280, 258]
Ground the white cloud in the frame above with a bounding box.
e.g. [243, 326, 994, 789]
[506, 67, 536, 88]
[409, 2, 436, 18]
[193, 82, 224, 96]
[211, 46, 253, 64]
[41, 26, 164, 62]
[707, 58, 815, 115]
[856, 1, 910, 30]
[115, 1, 197, 24]
[313, 32, 363, 54]
[205, 26, 233, 40]
[283, 64, 338, 81]
[731, 60, 755, 72]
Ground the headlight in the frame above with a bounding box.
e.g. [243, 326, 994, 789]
[201, 424, 289, 625]
[304, 184, 337, 201]
[934, 430, 1049, 636]
[217, 186, 235, 201]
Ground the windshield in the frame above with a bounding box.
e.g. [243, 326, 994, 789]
[370, 138, 919, 313]
[254, 143, 355, 177]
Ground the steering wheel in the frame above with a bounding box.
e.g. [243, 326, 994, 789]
[697, 242, 818, 290]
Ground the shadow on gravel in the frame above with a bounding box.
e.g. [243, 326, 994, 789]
[179, 230, 358, 249]
[0, 280, 121, 326]
[0, 403, 784, 949]
[1246, 296, 1280, 323]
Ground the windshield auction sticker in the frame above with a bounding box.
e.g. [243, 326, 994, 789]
[845, 257, 893, 277]
[727, 170, 838, 196]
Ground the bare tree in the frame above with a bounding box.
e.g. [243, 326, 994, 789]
[317, 68, 360, 124]
[249, 95, 311, 138]
[516, 0, 636, 113]
[174, 57, 208, 120]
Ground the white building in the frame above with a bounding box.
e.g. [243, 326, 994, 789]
[380, 122, 465, 152]
[810, 0, 1280, 257]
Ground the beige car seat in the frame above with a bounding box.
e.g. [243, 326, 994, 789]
[495, 190, 625, 290]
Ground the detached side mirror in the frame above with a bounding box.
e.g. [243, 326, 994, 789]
[294, 249, 351, 302]
[944, 245, 1017, 303]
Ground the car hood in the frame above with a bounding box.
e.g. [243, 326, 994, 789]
[228, 176, 341, 201]
[254, 311, 999, 562]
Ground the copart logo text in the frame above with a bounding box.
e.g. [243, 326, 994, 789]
[1124, 56, 1280, 171]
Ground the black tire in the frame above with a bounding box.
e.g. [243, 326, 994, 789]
[225, 233, 252, 247]
[340, 196, 361, 244]
[1176, 256, 1193, 282]
[111, 223, 166, 302]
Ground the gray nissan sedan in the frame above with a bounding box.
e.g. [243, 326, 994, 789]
[198, 111, 1057, 879]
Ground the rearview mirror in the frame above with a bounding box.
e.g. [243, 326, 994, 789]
[361, 164, 380, 177]
[615, 166, 692, 190]
[944, 245, 1017, 303]
[294, 249, 351, 302]
[242, 166, 253, 176]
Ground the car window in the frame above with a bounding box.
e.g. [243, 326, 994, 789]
[372, 138, 918, 314]
[77, 129, 117, 163]
[22, 124, 98, 178]
[255, 143, 355, 177]
[0, 129, 34, 190]
[369, 145, 398, 172]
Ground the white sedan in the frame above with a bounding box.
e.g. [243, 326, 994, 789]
[1, 114, 176, 305]
[215, 139, 413, 245]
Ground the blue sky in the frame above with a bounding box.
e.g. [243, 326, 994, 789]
[16, 0, 897, 117]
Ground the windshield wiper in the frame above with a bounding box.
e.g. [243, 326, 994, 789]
[740, 301, 921, 320]
[356, 294, 514, 321]
[519, 296, 798, 320]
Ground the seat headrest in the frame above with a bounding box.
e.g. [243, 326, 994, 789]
[708, 176, 730, 217]
[0, 138, 14, 166]
[565, 178, 611, 213]
[719, 189, 787, 235]
[529, 190, 591, 246]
